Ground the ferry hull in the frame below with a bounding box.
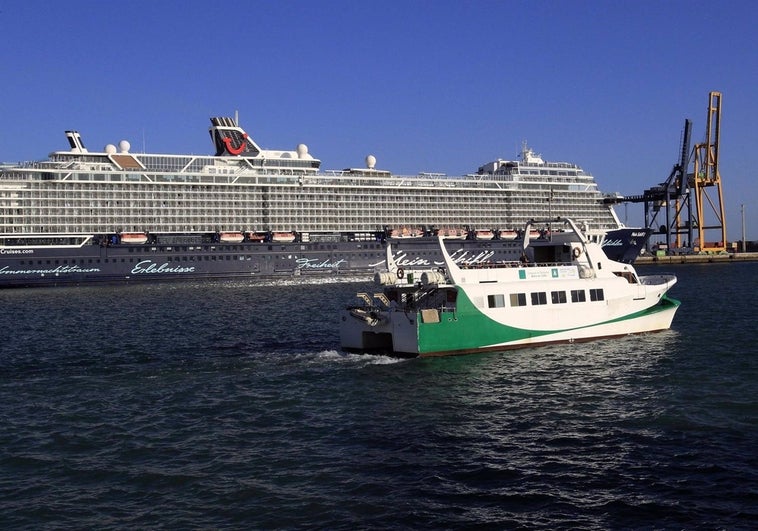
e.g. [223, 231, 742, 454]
[340, 295, 679, 357]
[415, 296, 680, 356]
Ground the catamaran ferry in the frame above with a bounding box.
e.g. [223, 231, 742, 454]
[340, 217, 678, 357]
[0, 116, 646, 288]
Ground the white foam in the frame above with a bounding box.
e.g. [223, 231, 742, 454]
[312, 349, 406, 366]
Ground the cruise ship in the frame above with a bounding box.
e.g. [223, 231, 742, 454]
[0, 117, 647, 288]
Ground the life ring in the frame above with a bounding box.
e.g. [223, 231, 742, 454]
[397, 268, 405, 279]
[572, 247, 582, 258]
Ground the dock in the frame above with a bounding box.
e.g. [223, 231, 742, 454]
[635, 252, 758, 265]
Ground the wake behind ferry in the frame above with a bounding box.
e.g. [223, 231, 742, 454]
[0, 117, 647, 288]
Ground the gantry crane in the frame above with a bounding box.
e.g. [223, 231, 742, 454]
[605, 91, 727, 253]
[612, 119, 692, 252]
[691, 91, 727, 252]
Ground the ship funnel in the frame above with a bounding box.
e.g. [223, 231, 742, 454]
[209, 117, 261, 157]
[65, 131, 88, 153]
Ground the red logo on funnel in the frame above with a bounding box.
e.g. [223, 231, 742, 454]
[222, 133, 248, 155]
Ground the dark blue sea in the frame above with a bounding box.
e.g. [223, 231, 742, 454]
[1, 263, 757, 529]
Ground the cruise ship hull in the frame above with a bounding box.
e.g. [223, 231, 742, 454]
[0, 229, 645, 288]
[0, 238, 515, 288]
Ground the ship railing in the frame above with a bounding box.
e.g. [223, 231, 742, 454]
[9, 160, 59, 170]
[459, 261, 521, 269]
[307, 171, 556, 190]
[458, 260, 576, 270]
[0, 234, 95, 248]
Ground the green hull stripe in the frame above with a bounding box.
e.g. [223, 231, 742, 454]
[417, 290, 680, 354]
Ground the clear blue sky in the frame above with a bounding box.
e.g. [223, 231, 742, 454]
[2, 0, 756, 240]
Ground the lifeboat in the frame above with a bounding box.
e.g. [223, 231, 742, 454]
[120, 232, 148, 244]
[219, 231, 244, 243]
[474, 229, 495, 240]
[390, 227, 424, 238]
[246, 231, 267, 242]
[272, 232, 296, 243]
[498, 230, 518, 241]
[436, 227, 468, 239]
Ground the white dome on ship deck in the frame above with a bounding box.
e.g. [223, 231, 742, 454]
[118, 140, 131, 153]
[297, 143, 312, 159]
[105, 144, 117, 154]
[366, 155, 376, 169]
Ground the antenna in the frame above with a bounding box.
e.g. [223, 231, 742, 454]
[234, 110, 239, 126]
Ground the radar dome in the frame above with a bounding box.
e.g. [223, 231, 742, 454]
[104, 144, 117, 154]
[296, 144, 309, 158]
[366, 155, 376, 169]
[118, 140, 131, 153]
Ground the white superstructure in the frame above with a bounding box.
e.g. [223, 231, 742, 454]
[0, 117, 621, 238]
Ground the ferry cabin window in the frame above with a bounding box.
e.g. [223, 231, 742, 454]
[531, 292, 548, 306]
[551, 290, 567, 304]
[589, 288, 604, 301]
[510, 293, 527, 307]
[487, 294, 505, 308]
[571, 289, 586, 303]
[613, 271, 637, 284]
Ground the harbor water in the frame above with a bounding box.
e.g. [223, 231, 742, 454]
[1, 263, 756, 529]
